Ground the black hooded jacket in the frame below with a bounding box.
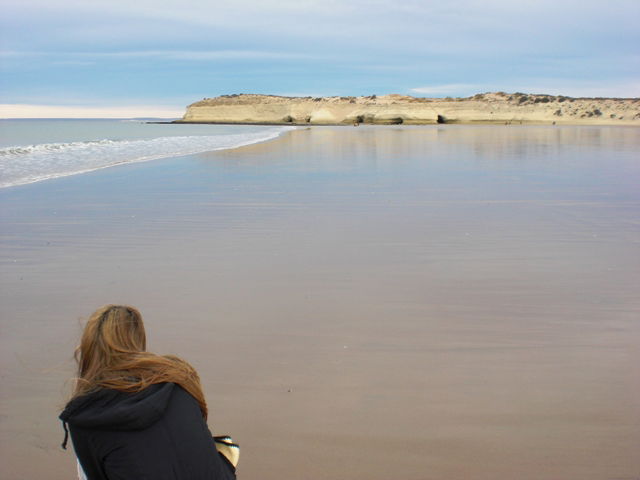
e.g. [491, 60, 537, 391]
[59, 383, 236, 480]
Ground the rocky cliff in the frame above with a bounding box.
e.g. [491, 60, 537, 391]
[178, 92, 640, 126]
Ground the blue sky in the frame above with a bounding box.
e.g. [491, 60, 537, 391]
[1, 0, 639, 117]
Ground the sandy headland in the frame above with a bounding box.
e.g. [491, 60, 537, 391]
[177, 92, 640, 126]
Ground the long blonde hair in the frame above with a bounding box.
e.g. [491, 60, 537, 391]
[73, 305, 207, 419]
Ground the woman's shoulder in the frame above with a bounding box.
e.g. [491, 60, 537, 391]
[61, 383, 178, 430]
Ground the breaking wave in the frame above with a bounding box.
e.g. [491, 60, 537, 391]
[0, 127, 292, 188]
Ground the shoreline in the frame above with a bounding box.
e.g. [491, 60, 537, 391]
[5, 122, 639, 191]
[169, 119, 640, 126]
[0, 121, 294, 190]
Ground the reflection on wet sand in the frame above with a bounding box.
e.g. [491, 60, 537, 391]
[1, 126, 639, 479]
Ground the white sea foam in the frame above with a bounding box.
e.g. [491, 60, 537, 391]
[0, 127, 292, 188]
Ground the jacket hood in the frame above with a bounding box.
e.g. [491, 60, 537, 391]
[60, 382, 176, 432]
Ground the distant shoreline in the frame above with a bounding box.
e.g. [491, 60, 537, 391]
[175, 92, 640, 126]
[165, 120, 639, 127]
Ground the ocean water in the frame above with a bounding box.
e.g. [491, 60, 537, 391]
[0, 119, 293, 188]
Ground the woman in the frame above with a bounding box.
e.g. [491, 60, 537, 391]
[59, 305, 237, 480]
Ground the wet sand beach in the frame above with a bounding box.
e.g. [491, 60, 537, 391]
[1, 126, 639, 479]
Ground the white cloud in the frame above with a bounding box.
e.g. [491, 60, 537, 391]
[1, 49, 316, 61]
[90, 50, 316, 61]
[410, 84, 481, 96]
[50, 60, 97, 66]
[0, 104, 184, 119]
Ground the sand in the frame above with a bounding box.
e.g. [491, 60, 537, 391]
[1, 126, 639, 479]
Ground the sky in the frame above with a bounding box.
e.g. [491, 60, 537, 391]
[1, 0, 639, 117]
